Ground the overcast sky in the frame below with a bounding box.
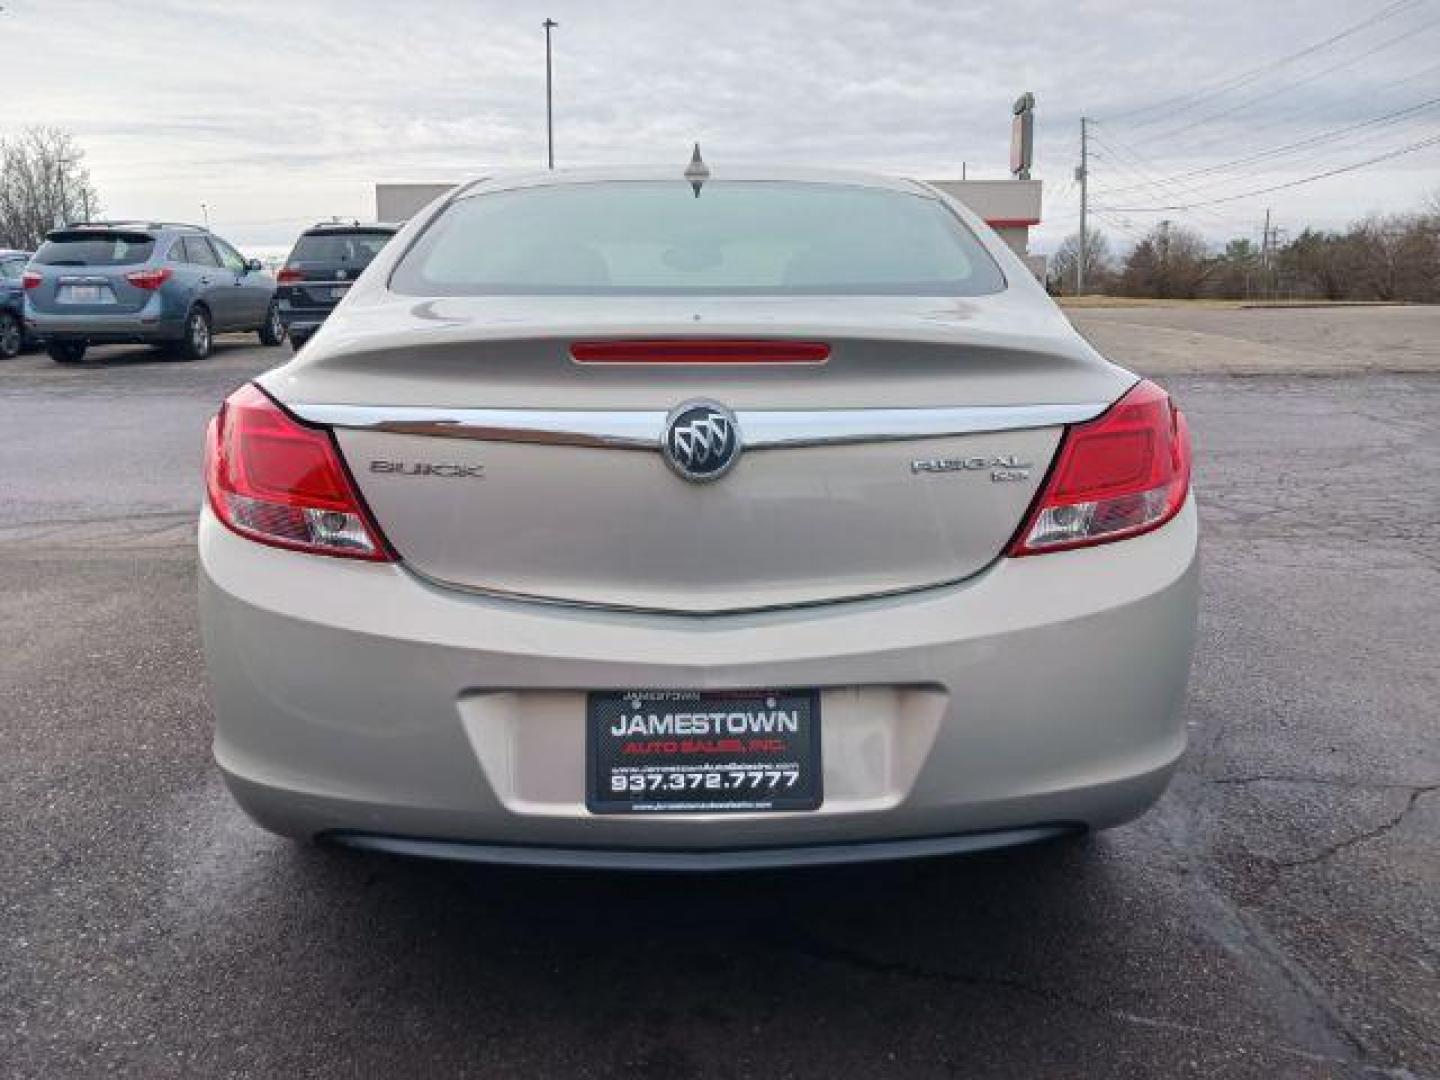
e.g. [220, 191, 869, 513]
[3, 0, 1437, 254]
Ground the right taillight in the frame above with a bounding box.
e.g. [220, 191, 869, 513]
[205, 383, 392, 561]
[124, 267, 172, 290]
[1009, 379, 1191, 556]
[276, 267, 305, 285]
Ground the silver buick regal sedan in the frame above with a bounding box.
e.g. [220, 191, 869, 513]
[199, 165, 1197, 870]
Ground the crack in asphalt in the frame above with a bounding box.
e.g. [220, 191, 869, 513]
[1201, 774, 1440, 871]
[1269, 785, 1440, 871]
[774, 928, 1414, 1077]
[1206, 774, 1440, 792]
[0, 511, 197, 551]
[1154, 776, 1392, 1069]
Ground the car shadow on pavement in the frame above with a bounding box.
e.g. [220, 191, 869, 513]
[288, 837, 1130, 1063]
[153, 811, 1339, 1076]
[43, 337, 264, 367]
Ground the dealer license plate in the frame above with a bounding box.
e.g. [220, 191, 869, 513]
[587, 689, 821, 814]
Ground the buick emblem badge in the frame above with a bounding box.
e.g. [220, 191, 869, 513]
[662, 400, 741, 482]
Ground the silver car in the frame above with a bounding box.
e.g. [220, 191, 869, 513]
[199, 166, 1197, 870]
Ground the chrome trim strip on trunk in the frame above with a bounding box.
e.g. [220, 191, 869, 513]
[288, 401, 1109, 449]
[402, 558, 988, 616]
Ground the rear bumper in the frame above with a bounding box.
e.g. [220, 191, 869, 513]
[276, 299, 332, 336]
[281, 318, 325, 333]
[26, 308, 185, 343]
[323, 823, 1082, 871]
[199, 495, 1199, 866]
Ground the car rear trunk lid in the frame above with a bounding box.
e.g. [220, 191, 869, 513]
[27, 230, 158, 315]
[270, 296, 1132, 613]
[279, 230, 393, 310]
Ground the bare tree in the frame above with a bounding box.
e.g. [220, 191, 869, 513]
[1394, 213, 1440, 302]
[1047, 230, 1115, 295]
[1350, 214, 1412, 301]
[1119, 221, 1214, 299]
[1210, 238, 1262, 300]
[0, 127, 100, 249]
[1280, 228, 1357, 300]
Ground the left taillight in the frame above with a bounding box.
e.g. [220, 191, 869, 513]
[205, 383, 392, 561]
[22, 270, 41, 290]
[1008, 379, 1191, 556]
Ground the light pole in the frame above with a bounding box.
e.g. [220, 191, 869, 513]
[543, 18, 558, 169]
[201, 202, 210, 230]
[1077, 117, 1090, 295]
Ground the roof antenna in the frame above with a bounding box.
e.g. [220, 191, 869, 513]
[684, 143, 709, 198]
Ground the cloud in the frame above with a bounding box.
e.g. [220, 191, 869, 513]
[2, 0, 1437, 249]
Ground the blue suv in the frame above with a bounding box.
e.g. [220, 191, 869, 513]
[1, 249, 36, 359]
[23, 222, 285, 363]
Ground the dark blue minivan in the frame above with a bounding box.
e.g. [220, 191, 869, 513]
[1, 249, 35, 359]
[23, 223, 286, 363]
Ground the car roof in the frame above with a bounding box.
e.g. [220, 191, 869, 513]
[304, 221, 400, 232]
[0, 249, 31, 258]
[455, 164, 938, 200]
[49, 221, 207, 236]
[298, 221, 400, 236]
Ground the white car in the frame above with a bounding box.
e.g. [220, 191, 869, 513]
[200, 165, 1197, 869]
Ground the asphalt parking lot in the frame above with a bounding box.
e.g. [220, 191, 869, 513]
[2, 310, 1438, 1078]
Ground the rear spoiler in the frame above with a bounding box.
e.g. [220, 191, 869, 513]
[58, 220, 203, 232]
[46, 228, 156, 244]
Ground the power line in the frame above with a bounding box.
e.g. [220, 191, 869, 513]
[1087, 133, 1239, 224]
[1089, 151, 1230, 224]
[1086, 56, 1440, 222]
[1102, 0, 1420, 125]
[1125, 11, 1440, 148]
[1168, 52, 1440, 160]
[1093, 210, 1149, 243]
[1094, 132, 1440, 212]
[1095, 90, 1440, 197]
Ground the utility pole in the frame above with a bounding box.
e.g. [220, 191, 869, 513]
[1076, 117, 1090, 294]
[543, 18, 558, 170]
[1260, 208, 1272, 301]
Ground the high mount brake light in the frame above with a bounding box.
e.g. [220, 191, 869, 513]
[1009, 379, 1191, 556]
[124, 267, 172, 290]
[205, 384, 392, 561]
[571, 340, 831, 365]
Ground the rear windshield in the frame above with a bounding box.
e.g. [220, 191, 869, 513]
[34, 232, 155, 267]
[390, 181, 1007, 296]
[289, 230, 393, 266]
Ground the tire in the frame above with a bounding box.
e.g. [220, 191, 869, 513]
[0, 313, 21, 360]
[177, 307, 212, 361]
[258, 302, 286, 347]
[47, 340, 87, 364]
